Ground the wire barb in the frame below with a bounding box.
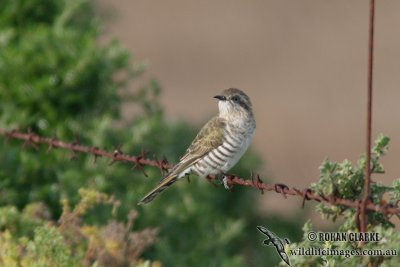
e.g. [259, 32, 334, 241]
[91, 146, 100, 163]
[109, 145, 123, 166]
[46, 135, 57, 154]
[274, 183, 289, 199]
[134, 149, 148, 177]
[153, 154, 169, 176]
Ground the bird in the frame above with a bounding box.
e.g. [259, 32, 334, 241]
[138, 88, 256, 204]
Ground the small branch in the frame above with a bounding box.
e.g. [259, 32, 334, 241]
[0, 128, 399, 216]
[361, 0, 375, 234]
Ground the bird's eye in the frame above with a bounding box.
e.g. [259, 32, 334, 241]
[232, 96, 239, 102]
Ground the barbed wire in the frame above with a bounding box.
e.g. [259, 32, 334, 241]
[1, 128, 398, 216]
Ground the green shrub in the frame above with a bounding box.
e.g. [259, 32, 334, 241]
[0, 189, 158, 267]
[286, 135, 400, 266]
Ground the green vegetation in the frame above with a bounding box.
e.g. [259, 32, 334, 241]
[0, 189, 157, 267]
[287, 135, 400, 266]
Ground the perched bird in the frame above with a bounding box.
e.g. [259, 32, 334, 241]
[138, 88, 256, 204]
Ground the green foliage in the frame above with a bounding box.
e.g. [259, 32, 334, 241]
[287, 136, 400, 266]
[0, 202, 50, 238]
[0, 189, 158, 267]
[0, 0, 137, 212]
[24, 226, 79, 267]
[0, 0, 131, 135]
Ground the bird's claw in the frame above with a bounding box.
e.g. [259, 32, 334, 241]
[220, 175, 230, 190]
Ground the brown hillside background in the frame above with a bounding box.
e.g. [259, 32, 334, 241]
[99, 0, 400, 218]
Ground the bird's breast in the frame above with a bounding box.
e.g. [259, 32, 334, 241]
[193, 123, 254, 177]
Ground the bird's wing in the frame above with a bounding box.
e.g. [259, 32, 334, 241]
[165, 116, 226, 178]
[138, 116, 226, 205]
[181, 116, 226, 161]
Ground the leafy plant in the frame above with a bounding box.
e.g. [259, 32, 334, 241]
[287, 135, 400, 266]
[0, 189, 158, 267]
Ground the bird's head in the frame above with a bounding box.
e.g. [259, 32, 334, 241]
[214, 88, 253, 120]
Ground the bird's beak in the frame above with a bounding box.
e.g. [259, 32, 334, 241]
[214, 95, 226, 101]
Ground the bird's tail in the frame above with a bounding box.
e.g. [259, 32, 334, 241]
[138, 174, 179, 205]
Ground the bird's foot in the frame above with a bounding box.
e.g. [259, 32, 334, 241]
[218, 174, 230, 190]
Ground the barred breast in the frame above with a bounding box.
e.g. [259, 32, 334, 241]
[192, 125, 254, 177]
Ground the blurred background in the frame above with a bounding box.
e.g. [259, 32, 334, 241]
[99, 0, 400, 214]
[0, 0, 399, 266]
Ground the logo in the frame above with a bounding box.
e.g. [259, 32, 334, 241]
[257, 226, 291, 266]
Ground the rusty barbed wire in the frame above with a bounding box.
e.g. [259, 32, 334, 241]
[0, 128, 399, 216]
